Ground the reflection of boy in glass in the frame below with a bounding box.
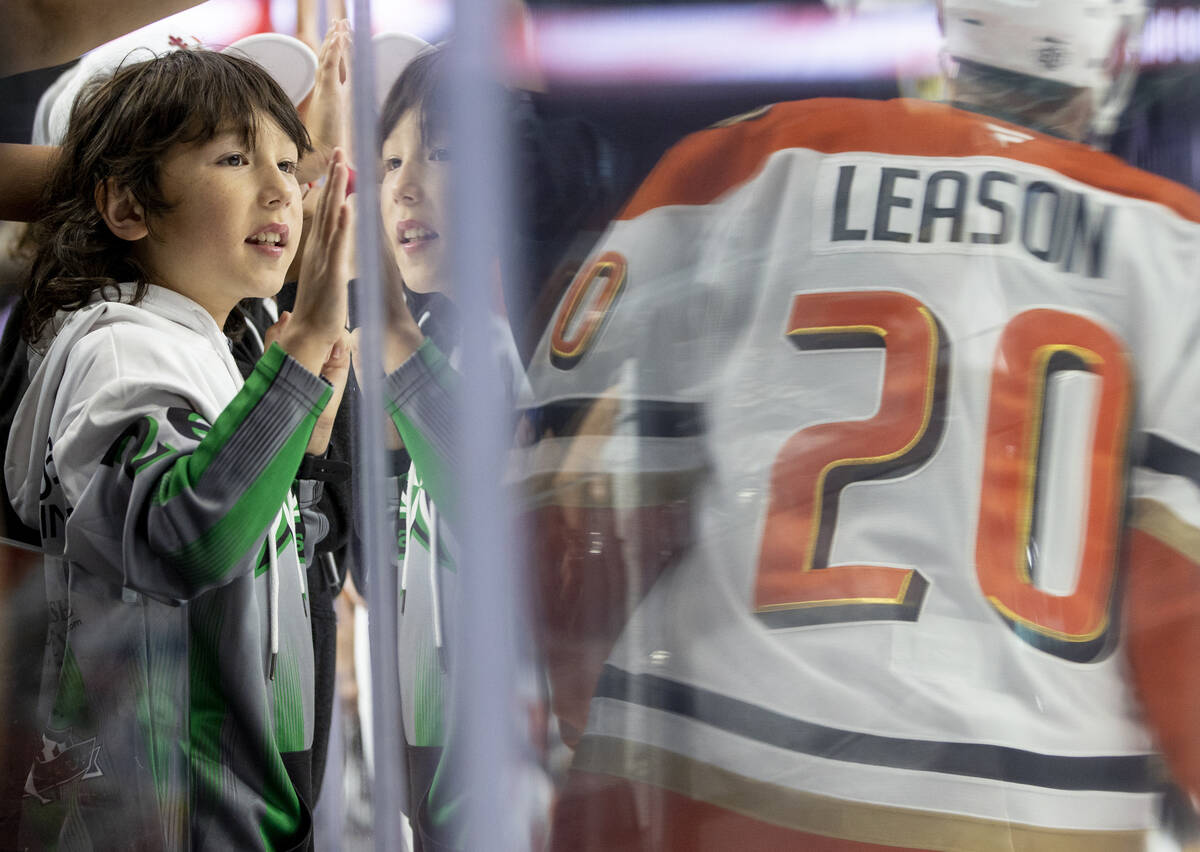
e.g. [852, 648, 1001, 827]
[373, 46, 530, 851]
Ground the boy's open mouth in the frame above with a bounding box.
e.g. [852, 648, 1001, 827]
[245, 224, 289, 247]
[398, 226, 438, 246]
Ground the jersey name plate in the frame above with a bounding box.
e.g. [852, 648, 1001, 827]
[811, 153, 1114, 279]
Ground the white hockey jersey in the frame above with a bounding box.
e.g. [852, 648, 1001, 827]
[523, 98, 1200, 851]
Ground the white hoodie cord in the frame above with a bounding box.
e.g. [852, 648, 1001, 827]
[236, 300, 277, 358]
[267, 509, 282, 680]
[429, 503, 446, 673]
[241, 312, 265, 356]
[399, 485, 414, 614]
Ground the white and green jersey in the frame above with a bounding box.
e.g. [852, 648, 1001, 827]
[5, 284, 331, 850]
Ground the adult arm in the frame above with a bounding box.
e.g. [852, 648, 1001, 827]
[1, 0, 204, 76]
[0, 145, 55, 222]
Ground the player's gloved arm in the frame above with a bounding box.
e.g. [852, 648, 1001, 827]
[1123, 295, 1200, 808]
[1125, 490, 1200, 804]
[62, 342, 331, 602]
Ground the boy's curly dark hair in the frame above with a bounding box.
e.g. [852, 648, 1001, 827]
[24, 48, 312, 345]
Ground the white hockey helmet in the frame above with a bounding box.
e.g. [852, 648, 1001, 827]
[939, 0, 1149, 137]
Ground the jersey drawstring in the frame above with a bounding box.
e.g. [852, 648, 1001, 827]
[268, 509, 281, 680]
[429, 503, 446, 672]
[397, 482, 448, 672]
[399, 483, 413, 613]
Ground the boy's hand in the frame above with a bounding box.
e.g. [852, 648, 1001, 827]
[268, 312, 351, 454]
[278, 148, 353, 376]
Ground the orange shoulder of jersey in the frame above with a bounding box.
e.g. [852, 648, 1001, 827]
[618, 97, 1200, 226]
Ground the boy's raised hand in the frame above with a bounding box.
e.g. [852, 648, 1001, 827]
[277, 148, 353, 378]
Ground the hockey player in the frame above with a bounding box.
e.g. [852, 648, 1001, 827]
[5, 50, 352, 849]
[524, 0, 1200, 848]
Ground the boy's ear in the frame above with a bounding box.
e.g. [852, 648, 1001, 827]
[95, 178, 148, 242]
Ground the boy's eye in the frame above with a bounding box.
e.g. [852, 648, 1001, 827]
[429, 147, 451, 162]
[278, 160, 299, 176]
[220, 153, 249, 167]
[383, 157, 403, 173]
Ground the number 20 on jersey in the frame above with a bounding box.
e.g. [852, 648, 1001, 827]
[548, 263, 1130, 665]
[756, 290, 1129, 664]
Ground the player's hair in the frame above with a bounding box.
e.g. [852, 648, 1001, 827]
[378, 47, 448, 154]
[23, 48, 312, 345]
[951, 59, 1088, 140]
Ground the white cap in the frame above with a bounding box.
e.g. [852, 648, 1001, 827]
[32, 31, 317, 147]
[372, 31, 433, 109]
[223, 32, 318, 106]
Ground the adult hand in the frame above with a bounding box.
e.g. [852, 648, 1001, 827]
[298, 20, 353, 184]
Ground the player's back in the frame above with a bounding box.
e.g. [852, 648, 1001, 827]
[525, 98, 1200, 850]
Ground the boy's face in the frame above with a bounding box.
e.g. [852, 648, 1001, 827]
[380, 107, 451, 296]
[136, 115, 303, 323]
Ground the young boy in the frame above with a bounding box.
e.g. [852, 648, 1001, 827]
[5, 49, 352, 850]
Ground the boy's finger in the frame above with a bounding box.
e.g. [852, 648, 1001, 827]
[336, 197, 354, 257]
[323, 157, 350, 240]
[307, 165, 332, 245]
[337, 50, 350, 87]
[311, 150, 342, 243]
[339, 32, 353, 79]
[318, 34, 338, 70]
[327, 198, 354, 278]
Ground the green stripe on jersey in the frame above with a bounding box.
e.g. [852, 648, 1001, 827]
[154, 343, 289, 507]
[387, 340, 459, 519]
[169, 420, 317, 587]
[187, 598, 227, 823]
[388, 403, 456, 523]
